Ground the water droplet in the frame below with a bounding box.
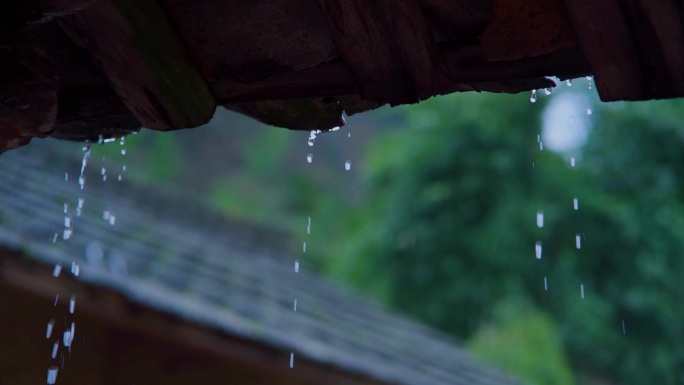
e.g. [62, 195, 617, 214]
[47, 366, 58, 384]
[566, 79, 573, 87]
[63, 203, 68, 214]
[62, 229, 72, 240]
[293, 299, 298, 312]
[302, 242, 306, 253]
[46, 319, 55, 338]
[120, 149, 126, 155]
[101, 167, 105, 176]
[53, 264, 62, 277]
[122, 165, 127, 172]
[536, 210, 544, 228]
[539, 141, 544, 151]
[117, 175, 122, 182]
[103, 137, 116, 143]
[535, 241, 542, 259]
[71, 262, 79, 276]
[575, 234, 582, 249]
[51, 341, 59, 359]
[580, 284, 585, 299]
[544, 88, 552, 96]
[294, 260, 300, 273]
[307, 216, 311, 235]
[77, 198, 84, 217]
[63, 330, 72, 347]
[573, 197, 579, 210]
[306, 154, 313, 163]
[544, 277, 548, 291]
[536, 134, 541, 142]
[119, 136, 125, 146]
[64, 216, 71, 228]
[69, 295, 75, 314]
[622, 319, 626, 334]
[570, 157, 576, 167]
[290, 352, 295, 368]
[586, 108, 593, 115]
[530, 89, 537, 103]
[344, 160, 351, 171]
[103, 210, 110, 221]
[79, 144, 91, 190]
[64, 172, 69, 182]
[109, 215, 116, 226]
[54, 295, 59, 306]
[308, 130, 322, 146]
[51, 233, 58, 244]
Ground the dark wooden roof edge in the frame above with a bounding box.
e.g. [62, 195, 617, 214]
[2, 0, 684, 151]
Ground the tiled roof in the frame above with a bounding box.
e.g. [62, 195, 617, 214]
[0, 145, 522, 385]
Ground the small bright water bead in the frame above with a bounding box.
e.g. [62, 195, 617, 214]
[293, 299, 298, 312]
[544, 88, 552, 96]
[580, 284, 585, 299]
[47, 366, 59, 384]
[575, 234, 582, 249]
[544, 277, 548, 291]
[535, 241, 543, 259]
[586, 107, 593, 115]
[536, 210, 544, 228]
[573, 197, 579, 210]
[307, 216, 311, 235]
[530, 89, 537, 103]
[289, 352, 295, 368]
[53, 264, 62, 277]
[306, 153, 313, 164]
[120, 148, 126, 155]
[566, 79, 573, 87]
[63, 329, 72, 348]
[344, 160, 351, 171]
[302, 242, 306, 253]
[294, 259, 300, 273]
[69, 295, 75, 314]
[51, 341, 59, 359]
[539, 141, 544, 151]
[109, 215, 116, 226]
[570, 157, 576, 167]
[46, 319, 55, 338]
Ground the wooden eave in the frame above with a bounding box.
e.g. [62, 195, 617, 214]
[1, 0, 683, 151]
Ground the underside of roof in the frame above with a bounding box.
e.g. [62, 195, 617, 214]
[2, 0, 683, 151]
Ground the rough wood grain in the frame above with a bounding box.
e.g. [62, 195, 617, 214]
[416, 0, 493, 38]
[0, 33, 57, 151]
[563, 0, 646, 101]
[482, 0, 578, 61]
[316, 0, 448, 105]
[58, 0, 216, 130]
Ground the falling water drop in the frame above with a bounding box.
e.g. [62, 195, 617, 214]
[51, 342, 59, 359]
[622, 319, 626, 334]
[306, 154, 313, 164]
[47, 366, 58, 384]
[530, 89, 537, 103]
[302, 242, 306, 253]
[307, 216, 311, 235]
[69, 296, 75, 314]
[539, 141, 544, 151]
[64, 173, 69, 182]
[293, 299, 298, 312]
[120, 149, 126, 155]
[536, 211, 544, 228]
[109, 215, 116, 226]
[544, 88, 552, 96]
[543, 277, 548, 291]
[46, 319, 55, 338]
[54, 295, 59, 306]
[344, 160, 351, 171]
[566, 79, 573, 87]
[570, 157, 576, 167]
[289, 352, 295, 368]
[71, 262, 79, 277]
[63, 330, 72, 348]
[535, 241, 542, 259]
[573, 197, 579, 211]
[580, 284, 585, 299]
[575, 234, 582, 249]
[586, 108, 593, 116]
[294, 260, 300, 273]
[53, 264, 62, 277]
[79, 144, 91, 190]
[77, 198, 84, 217]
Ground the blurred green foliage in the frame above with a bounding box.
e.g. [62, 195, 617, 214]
[101, 85, 684, 385]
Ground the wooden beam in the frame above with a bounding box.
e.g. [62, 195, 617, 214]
[215, 46, 591, 103]
[0, 32, 57, 151]
[316, 0, 449, 105]
[58, 0, 216, 131]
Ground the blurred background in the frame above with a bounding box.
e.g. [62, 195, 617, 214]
[16, 77, 684, 385]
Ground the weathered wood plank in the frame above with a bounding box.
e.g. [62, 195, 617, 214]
[563, 0, 646, 101]
[619, 0, 684, 98]
[215, 46, 590, 103]
[316, 0, 448, 105]
[416, 0, 493, 38]
[58, 0, 215, 131]
[0, 33, 57, 151]
[482, 0, 578, 61]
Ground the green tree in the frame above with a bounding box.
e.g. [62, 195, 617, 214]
[325, 91, 684, 384]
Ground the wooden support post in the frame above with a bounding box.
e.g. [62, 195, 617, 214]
[58, 0, 216, 131]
